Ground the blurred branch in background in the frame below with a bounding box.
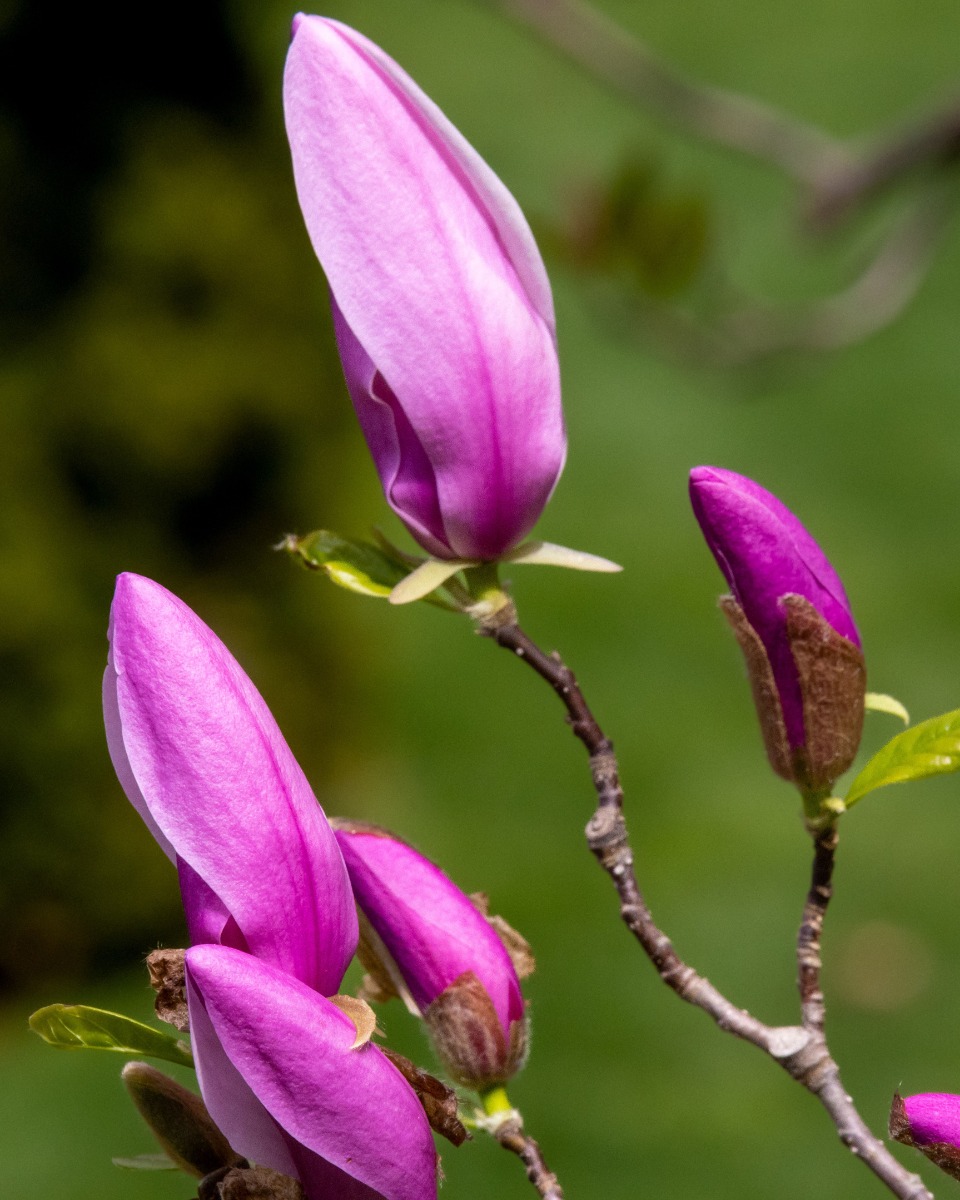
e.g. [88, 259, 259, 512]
[477, 0, 960, 367]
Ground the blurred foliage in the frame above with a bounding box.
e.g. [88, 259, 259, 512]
[3, 0, 960, 1198]
[545, 154, 712, 298]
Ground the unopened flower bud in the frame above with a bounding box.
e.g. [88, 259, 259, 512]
[690, 466, 865, 795]
[332, 820, 531, 1091]
[889, 1091, 960, 1181]
[121, 1061, 240, 1178]
[284, 16, 565, 562]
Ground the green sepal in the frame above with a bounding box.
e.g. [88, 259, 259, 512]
[844, 707, 960, 807]
[29, 1004, 194, 1068]
[112, 1154, 179, 1172]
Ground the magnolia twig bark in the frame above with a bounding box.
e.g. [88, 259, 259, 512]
[809, 100, 960, 228]
[476, 0, 959, 363]
[615, 189, 950, 368]
[479, 615, 933, 1200]
[493, 1114, 565, 1200]
[479, 0, 960, 215]
[474, 0, 849, 187]
[797, 827, 838, 1035]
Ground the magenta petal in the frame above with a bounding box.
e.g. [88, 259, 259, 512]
[284, 16, 565, 559]
[186, 960, 298, 1178]
[186, 946, 438, 1200]
[902, 1094, 960, 1149]
[105, 574, 357, 994]
[689, 466, 860, 748]
[335, 828, 523, 1039]
[331, 297, 451, 560]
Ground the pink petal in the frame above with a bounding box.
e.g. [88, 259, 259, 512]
[187, 946, 438, 1200]
[284, 16, 565, 559]
[105, 574, 357, 995]
[336, 827, 524, 1040]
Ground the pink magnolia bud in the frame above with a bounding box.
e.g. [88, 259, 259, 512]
[284, 16, 566, 561]
[333, 821, 531, 1091]
[690, 466, 866, 793]
[890, 1091, 960, 1181]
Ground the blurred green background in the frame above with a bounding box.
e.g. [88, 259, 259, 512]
[2, 1, 960, 1196]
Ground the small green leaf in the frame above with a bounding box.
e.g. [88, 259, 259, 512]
[281, 530, 409, 597]
[845, 708, 960, 806]
[113, 1154, 179, 1172]
[865, 692, 910, 725]
[29, 1004, 193, 1068]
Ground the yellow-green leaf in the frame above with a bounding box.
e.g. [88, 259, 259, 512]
[864, 692, 910, 725]
[845, 708, 960, 806]
[29, 1004, 193, 1067]
[113, 1154, 179, 1172]
[281, 530, 409, 597]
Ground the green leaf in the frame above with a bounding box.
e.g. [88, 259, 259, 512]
[865, 692, 910, 725]
[29, 1004, 193, 1068]
[845, 708, 960, 806]
[112, 1154, 179, 1172]
[280, 530, 410, 598]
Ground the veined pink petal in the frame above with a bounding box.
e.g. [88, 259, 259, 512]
[335, 826, 524, 1040]
[284, 16, 566, 560]
[105, 574, 357, 995]
[186, 946, 438, 1200]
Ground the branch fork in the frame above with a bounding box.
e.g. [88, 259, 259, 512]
[482, 614, 934, 1200]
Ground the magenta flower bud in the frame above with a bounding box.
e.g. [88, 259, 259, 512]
[890, 1092, 960, 1181]
[334, 821, 530, 1092]
[104, 575, 439, 1199]
[187, 946, 438, 1200]
[104, 573, 357, 995]
[283, 16, 566, 562]
[690, 466, 865, 793]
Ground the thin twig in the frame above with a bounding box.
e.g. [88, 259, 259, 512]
[613, 186, 952, 367]
[479, 0, 960, 216]
[480, 616, 933, 1200]
[493, 1114, 565, 1200]
[809, 100, 960, 228]
[797, 827, 838, 1035]
[477, 0, 958, 366]
[475, 0, 849, 187]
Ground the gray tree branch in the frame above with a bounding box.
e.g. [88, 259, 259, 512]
[478, 613, 933, 1199]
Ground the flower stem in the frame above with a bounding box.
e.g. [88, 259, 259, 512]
[481, 1085, 515, 1117]
[480, 1090, 565, 1200]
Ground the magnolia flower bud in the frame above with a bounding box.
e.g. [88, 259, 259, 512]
[890, 1091, 960, 1181]
[333, 820, 531, 1092]
[690, 466, 865, 794]
[284, 16, 566, 562]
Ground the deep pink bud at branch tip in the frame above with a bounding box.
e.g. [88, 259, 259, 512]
[283, 15, 566, 561]
[891, 1092, 960, 1182]
[690, 467, 865, 792]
